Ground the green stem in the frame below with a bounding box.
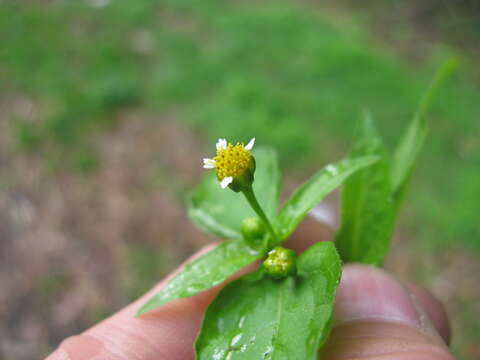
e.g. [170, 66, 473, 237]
[242, 185, 277, 242]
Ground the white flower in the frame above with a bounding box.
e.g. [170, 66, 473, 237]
[202, 138, 256, 189]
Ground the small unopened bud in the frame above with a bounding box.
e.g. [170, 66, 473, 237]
[263, 246, 297, 279]
[241, 217, 266, 247]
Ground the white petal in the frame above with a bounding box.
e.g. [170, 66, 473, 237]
[203, 158, 216, 169]
[244, 137, 255, 151]
[220, 176, 233, 189]
[216, 138, 227, 151]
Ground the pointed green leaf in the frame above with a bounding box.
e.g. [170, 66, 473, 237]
[137, 239, 264, 315]
[391, 59, 459, 207]
[195, 241, 342, 360]
[335, 60, 458, 266]
[276, 156, 379, 241]
[188, 147, 281, 239]
[335, 114, 394, 265]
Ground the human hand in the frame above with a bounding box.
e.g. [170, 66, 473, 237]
[46, 235, 454, 360]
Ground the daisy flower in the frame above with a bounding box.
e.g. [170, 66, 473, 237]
[202, 137, 277, 242]
[203, 138, 255, 190]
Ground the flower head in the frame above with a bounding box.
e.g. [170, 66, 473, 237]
[203, 138, 256, 191]
[263, 246, 297, 279]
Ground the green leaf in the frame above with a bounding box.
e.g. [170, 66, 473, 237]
[335, 114, 395, 265]
[334, 61, 458, 265]
[391, 59, 459, 206]
[137, 239, 264, 316]
[187, 147, 281, 239]
[195, 241, 342, 360]
[276, 156, 379, 241]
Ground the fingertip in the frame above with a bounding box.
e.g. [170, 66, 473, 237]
[320, 264, 455, 360]
[320, 321, 455, 360]
[337, 265, 450, 344]
[335, 264, 422, 327]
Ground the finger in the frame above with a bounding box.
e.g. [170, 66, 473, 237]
[46, 216, 335, 360]
[320, 264, 455, 360]
[46, 244, 255, 360]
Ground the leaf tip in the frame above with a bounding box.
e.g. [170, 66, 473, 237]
[442, 57, 461, 74]
[135, 304, 149, 317]
[135, 298, 161, 317]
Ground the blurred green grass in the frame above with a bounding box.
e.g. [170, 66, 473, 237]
[1, 0, 479, 250]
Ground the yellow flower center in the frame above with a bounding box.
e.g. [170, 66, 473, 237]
[214, 143, 252, 180]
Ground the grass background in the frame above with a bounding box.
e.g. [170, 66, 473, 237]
[1, 0, 479, 359]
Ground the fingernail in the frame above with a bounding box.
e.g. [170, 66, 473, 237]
[405, 284, 451, 343]
[335, 265, 421, 327]
[45, 335, 104, 360]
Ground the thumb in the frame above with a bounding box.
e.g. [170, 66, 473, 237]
[320, 264, 455, 360]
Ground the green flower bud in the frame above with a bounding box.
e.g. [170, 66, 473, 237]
[263, 246, 297, 279]
[241, 217, 266, 247]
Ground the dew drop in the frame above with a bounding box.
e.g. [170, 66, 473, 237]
[325, 164, 338, 176]
[212, 348, 226, 360]
[238, 316, 246, 329]
[230, 333, 243, 347]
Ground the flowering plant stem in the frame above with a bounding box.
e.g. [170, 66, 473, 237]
[241, 184, 277, 244]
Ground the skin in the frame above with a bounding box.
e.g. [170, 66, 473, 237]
[46, 223, 455, 360]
